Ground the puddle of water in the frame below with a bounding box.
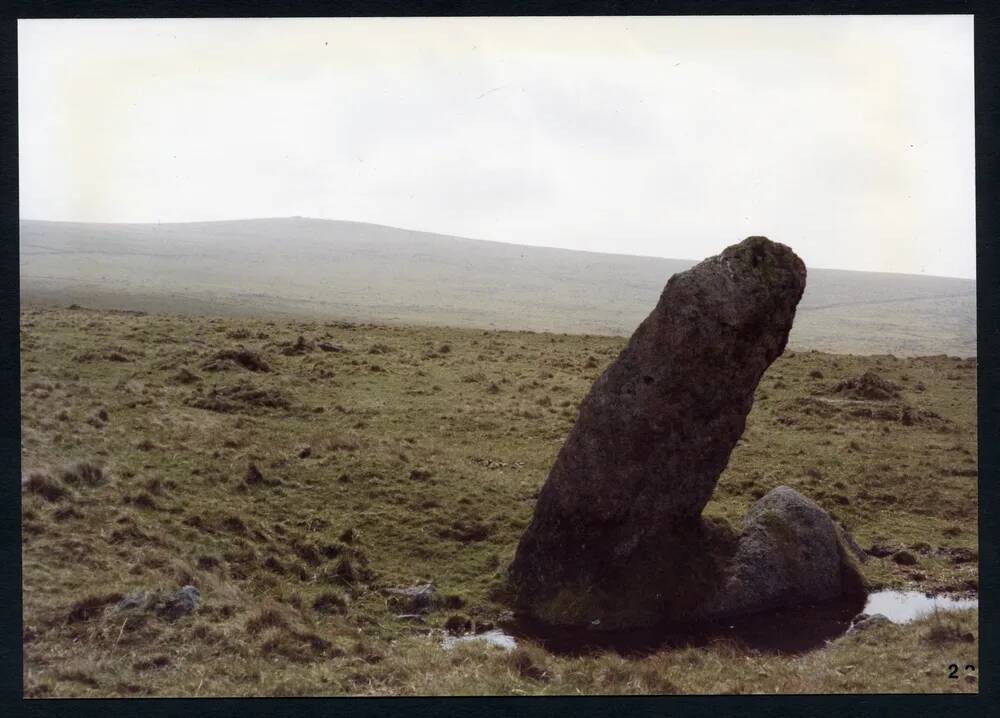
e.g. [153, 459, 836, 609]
[498, 591, 978, 657]
[863, 590, 978, 623]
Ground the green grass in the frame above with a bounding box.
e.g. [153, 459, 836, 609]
[20, 305, 978, 696]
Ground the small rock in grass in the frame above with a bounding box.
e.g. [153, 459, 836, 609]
[847, 613, 892, 634]
[115, 591, 152, 613]
[113, 586, 199, 620]
[866, 543, 899, 558]
[441, 629, 516, 651]
[154, 586, 200, 620]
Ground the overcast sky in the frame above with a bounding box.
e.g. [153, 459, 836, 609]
[19, 16, 975, 278]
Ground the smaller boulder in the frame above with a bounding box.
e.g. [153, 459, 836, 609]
[702, 486, 867, 619]
[891, 550, 919, 566]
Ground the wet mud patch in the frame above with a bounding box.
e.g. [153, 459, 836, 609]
[504, 598, 865, 657]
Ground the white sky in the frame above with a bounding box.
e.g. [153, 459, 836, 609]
[18, 16, 975, 278]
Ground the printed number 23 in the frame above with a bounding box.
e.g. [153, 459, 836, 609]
[948, 664, 975, 679]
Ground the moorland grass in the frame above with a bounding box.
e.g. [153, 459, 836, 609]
[20, 306, 977, 696]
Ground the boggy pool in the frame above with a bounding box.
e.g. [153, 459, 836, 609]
[496, 590, 978, 656]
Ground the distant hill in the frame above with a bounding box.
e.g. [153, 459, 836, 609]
[19, 218, 976, 356]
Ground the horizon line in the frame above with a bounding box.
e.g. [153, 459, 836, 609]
[19, 215, 977, 282]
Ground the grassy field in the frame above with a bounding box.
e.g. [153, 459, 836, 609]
[20, 305, 978, 696]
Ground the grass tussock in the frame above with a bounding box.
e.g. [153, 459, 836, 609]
[60, 462, 106, 487]
[22, 471, 71, 502]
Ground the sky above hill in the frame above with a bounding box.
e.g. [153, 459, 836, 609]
[18, 16, 975, 278]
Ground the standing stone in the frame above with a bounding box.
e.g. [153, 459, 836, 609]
[509, 237, 808, 629]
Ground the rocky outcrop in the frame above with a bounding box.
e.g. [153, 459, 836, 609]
[508, 237, 866, 629]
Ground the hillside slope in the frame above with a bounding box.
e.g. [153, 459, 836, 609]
[19, 218, 976, 356]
